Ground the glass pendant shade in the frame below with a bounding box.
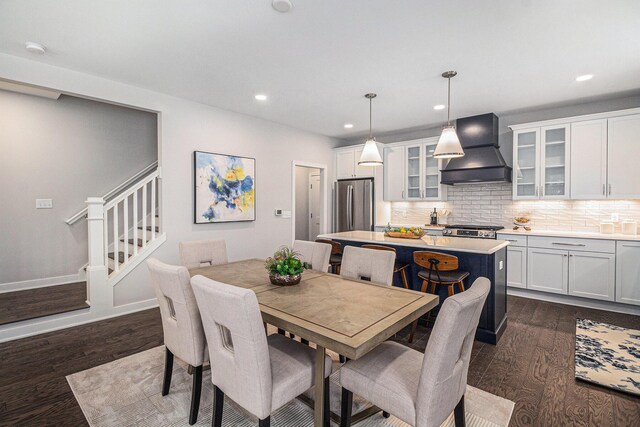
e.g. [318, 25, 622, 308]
[433, 126, 465, 158]
[358, 138, 383, 166]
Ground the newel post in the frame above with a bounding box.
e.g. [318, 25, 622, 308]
[86, 197, 112, 313]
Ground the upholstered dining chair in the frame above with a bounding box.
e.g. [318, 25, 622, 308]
[340, 245, 396, 286]
[147, 258, 208, 425]
[293, 240, 332, 273]
[190, 275, 334, 427]
[179, 239, 228, 269]
[315, 238, 343, 274]
[339, 277, 491, 427]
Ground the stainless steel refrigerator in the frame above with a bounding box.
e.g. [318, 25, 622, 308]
[334, 178, 374, 232]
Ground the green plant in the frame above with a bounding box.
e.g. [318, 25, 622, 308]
[265, 246, 310, 276]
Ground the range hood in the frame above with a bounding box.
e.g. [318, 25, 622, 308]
[440, 113, 512, 185]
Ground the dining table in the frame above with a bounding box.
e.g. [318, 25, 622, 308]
[189, 258, 439, 427]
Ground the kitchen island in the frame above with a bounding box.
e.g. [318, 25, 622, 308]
[318, 231, 509, 344]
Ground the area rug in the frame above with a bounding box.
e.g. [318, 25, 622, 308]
[575, 318, 640, 396]
[67, 346, 514, 427]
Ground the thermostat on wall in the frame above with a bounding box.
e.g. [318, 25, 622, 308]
[274, 209, 291, 218]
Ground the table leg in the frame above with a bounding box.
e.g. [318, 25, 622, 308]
[314, 345, 326, 427]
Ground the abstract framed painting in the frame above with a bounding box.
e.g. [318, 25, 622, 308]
[194, 151, 256, 223]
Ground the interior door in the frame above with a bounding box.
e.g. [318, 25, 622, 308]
[308, 174, 321, 240]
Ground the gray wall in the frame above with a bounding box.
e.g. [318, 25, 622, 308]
[338, 93, 640, 167]
[0, 91, 157, 284]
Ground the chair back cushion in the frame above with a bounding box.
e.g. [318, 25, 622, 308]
[415, 277, 491, 427]
[191, 275, 272, 419]
[292, 240, 332, 272]
[146, 258, 207, 367]
[179, 239, 228, 269]
[315, 238, 342, 255]
[340, 246, 395, 285]
[413, 251, 459, 271]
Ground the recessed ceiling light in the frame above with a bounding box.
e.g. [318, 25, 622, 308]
[272, 0, 292, 13]
[576, 74, 593, 82]
[433, 104, 445, 110]
[25, 42, 46, 54]
[254, 94, 267, 101]
[344, 123, 354, 129]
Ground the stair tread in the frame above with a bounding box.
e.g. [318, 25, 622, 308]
[107, 251, 134, 263]
[120, 238, 145, 247]
[138, 226, 160, 232]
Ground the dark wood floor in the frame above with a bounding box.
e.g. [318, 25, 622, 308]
[0, 282, 89, 326]
[0, 296, 638, 426]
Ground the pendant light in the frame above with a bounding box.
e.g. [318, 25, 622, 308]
[433, 71, 465, 159]
[358, 93, 383, 166]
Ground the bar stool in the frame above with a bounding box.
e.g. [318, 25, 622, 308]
[409, 251, 470, 343]
[361, 244, 410, 289]
[315, 238, 343, 274]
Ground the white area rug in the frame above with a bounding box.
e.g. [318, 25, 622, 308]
[67, 346, 514, 427]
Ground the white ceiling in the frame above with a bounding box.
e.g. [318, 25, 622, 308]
[1, 1, 639, 139]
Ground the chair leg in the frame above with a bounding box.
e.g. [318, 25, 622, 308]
[400, 268, 409, 289]
[259, 416, 271, 427]
[454, 394, 465, 427]
[323, 376, 331, 427]
[188, 365, 203, 425]
[382, 411, 390, 418]
[212, 385, 224, 427]
[336, 264, 341, 275]
[408, 319, 418, 344]
[162, 347, 174, 396]
[340, 387, 353, 427]
[447, 284, 455, 297]
[458, 280, 465, 293]
[420, 280, 428, 293]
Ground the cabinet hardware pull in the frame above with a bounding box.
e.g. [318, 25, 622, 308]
[608, 184, 612, 195]
[602, 184, 606, 196]
[563, 254, 568, 257]
[507, 239, 518, 243]
[621, 244, 638, 247]
[402, 190, 405, 199]
[552, 242, 586, 247]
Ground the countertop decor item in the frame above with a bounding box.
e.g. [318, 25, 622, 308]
[599, 222, 615, 234]
[622, 220, 638, 235]
[265, 246, 309, 286]
[384, 225, 426, 239]
[513, 214, 531, 231]
[194, 151, 256, 224]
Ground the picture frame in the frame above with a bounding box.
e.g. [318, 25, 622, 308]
[193, 150, 256, 223]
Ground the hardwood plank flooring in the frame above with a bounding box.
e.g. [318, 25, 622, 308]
[0, 282, 89, 326]
[0, 295, 638, 426]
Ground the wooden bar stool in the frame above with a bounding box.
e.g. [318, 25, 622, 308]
[409, 251, 470, 343]
[361, 244, 410, 289]
[315, 238, 343, 274]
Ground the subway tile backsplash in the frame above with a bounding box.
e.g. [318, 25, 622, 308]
[389, 183, 640, 232]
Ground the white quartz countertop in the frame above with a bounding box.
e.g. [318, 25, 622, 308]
[497, 228, 640, 242]
[375, 224, 445, 230]
[318, 231, 509, 255]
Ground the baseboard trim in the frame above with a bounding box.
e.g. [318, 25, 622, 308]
[0, 298, 158, 343]
[509, 288, 640, 316]
[0, 272, 83, 294]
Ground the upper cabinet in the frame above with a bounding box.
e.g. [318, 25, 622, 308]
[513, 124, 570, 200]
[382, 138, 446, 202]
[511, 109, 640, 200]
[335, 145, 375, 179]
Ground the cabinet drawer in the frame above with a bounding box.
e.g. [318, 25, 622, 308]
[527, 236, 615, 253]
[497, 234, 527, 247]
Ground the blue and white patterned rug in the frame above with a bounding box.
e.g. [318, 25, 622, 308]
[575, 318, 640, 396]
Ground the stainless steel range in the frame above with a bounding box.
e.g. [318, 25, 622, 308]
[442, 224, 505, 239]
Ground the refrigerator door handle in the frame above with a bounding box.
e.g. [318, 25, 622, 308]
[346, 185, 352, 231]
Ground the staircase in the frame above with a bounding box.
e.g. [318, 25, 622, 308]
[107, 222, 160, 273]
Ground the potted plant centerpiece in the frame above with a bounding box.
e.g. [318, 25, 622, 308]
[265, 246, 310, 286]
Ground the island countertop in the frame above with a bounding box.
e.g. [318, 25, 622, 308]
[318, 231, 509, 255]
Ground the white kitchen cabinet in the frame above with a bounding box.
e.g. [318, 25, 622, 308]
[608, 114, 640, 199]
[335, 146, 374, 179]
[383, 145, 405, 201]
[513, 125, 570, 200]
[406, 145, 422, 199]
[506, 245, 527, 289]
[616, 241, 640, 306]
[568, 251, 615, 301]
[570, 119, 608, 199]
[527, 247, 569, 294]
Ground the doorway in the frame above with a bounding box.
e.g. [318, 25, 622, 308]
[292, 162, 328, 243]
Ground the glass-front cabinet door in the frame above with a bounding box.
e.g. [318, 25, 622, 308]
[423, 141, 440, 199]
[406, 145, 422, 199]
[540, 125, 570, 198]
[513, 129, 540, 199]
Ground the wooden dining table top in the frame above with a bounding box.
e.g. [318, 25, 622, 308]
[189, 258, 439, 359]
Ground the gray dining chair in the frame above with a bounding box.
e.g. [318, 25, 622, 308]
[293, 240, 332, 273]
[190, 275, 333, 427]
[179, 239, 228, 269]
[339, 277, 491, 427]
[340, 245, 396, 285]
[147, 258, 208, 425]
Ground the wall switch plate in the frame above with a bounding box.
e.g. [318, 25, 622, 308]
[281, 210, 292, 218]
[36, 199, 53, 209]
[499, 260, 504, 270]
